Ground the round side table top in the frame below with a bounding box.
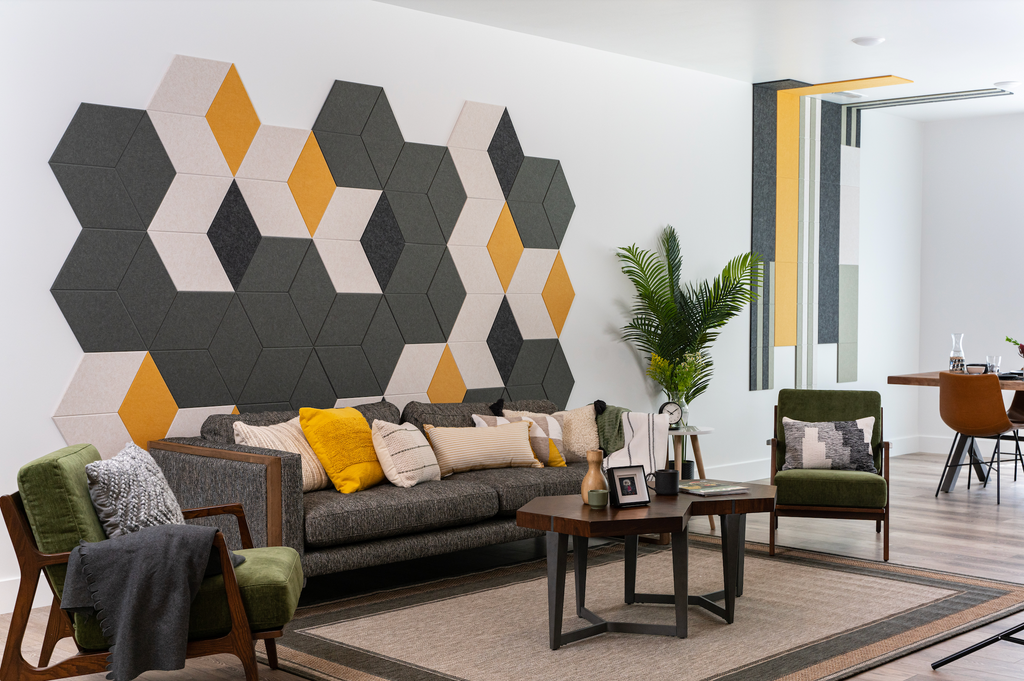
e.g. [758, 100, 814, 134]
[671, 426, 714, 436]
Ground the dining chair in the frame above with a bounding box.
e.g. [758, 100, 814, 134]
[937, 372, 1022, 504]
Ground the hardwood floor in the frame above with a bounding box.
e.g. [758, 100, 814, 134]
[2, 450, 1023, 680]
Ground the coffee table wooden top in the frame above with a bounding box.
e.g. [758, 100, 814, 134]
[517, 481, 776, 538]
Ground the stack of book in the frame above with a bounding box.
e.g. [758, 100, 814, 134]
[679, 480, 749, 496]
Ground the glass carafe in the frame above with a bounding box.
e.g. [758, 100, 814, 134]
[950, 333, 965, 372]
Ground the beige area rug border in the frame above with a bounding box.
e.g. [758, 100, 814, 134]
[264, 537, 1024, 681]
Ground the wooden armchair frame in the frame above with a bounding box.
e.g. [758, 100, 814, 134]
[768, 406, 891, 562]
[0, 494, 281, 681]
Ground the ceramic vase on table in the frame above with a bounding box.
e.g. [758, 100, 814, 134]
[580, 450, 608, 503]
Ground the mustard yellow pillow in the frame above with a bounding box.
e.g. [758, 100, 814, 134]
[299, 407, 384, 493]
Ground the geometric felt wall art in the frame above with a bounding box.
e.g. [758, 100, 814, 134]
[50, 55, 577, 456]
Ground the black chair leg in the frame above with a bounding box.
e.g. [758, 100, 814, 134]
[933, 619, 1024, 670]
[936, 435, 960, 497]
[997, 441, 1001, 505]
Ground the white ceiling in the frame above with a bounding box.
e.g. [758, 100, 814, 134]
[376, 0, 1024, 121]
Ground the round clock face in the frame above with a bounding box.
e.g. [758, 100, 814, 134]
[659, 401, 682, 424]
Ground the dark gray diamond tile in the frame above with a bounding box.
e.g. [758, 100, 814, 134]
[543, 342, 574, 409]
[428, 249, 465, 339]
[487, 297, 523, 385]
[49, 103, 144, 167]
[209, 296, 262, 402]
[361, 193, 405, 290]
[51, 229, 144, 291]
[428, 150, 466, 242]
[317, 293, 382, 346]
[237, 292, 311, 348]
[387, 293, 444, 343]
[289, 242, 336, 342]
[507, 201, 557, 249]
[386, 191, 444, 245]
[312, 81, 382, 136]
[118, 235, 177, 347]
[506, 384, 547, 402]
[50, 164, 144, 231]
[237, 237, 310, 292]
[115, 112, 175, 227]
[361, 91, 404, 187]
[508, 338, 557, 386]
[150, 350, 233, 408]
[543, 162, 575, 247]
[463, 387, 504, 403]
[51, 290, 145, 352]
[386, 143, 445, 193]
[317, 346, 381, 399]
[237, 348, 312, 405]
[315, 131, 381, 190]
[361, 298, 404, 390]
[150, 292, 233, 351]
[507, 157, 557, 203]
[385, 244, 445, 294]
[208, 180, 261, 290]
[290, 352, 337, 409]
[488, 109, 524, 199]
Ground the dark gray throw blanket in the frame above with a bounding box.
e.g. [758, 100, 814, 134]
[62, 524, 244, 681]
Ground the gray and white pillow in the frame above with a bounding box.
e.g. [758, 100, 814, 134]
[371, 421, 441, 488]
[86, 442, 186, 537]
[781, 417, 877, 473]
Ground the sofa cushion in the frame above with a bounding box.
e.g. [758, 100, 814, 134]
[401, 400, 558, 433]
[455, 462, 588, 516]
[202, 401, 401, 443]
[774, 469, 887, 508]
[303, 479, 499, 548]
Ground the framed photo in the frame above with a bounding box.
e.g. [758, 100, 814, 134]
[607, 465, 651, 508]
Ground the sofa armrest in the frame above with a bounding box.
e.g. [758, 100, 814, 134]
[149, 438, 303, 559]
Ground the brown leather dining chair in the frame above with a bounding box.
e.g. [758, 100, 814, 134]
[937, 372, 1023, 504]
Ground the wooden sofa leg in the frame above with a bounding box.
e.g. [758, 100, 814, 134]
[38, 596, 73, 667]
[883, 515, 890, 562]
[769, 511, 776, 556]
[264, 638, 278, 669]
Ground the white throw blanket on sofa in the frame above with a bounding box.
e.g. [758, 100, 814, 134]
[602, 412, 670, 476]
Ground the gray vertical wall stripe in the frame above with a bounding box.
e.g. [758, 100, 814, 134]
[818, 101, 841, 344]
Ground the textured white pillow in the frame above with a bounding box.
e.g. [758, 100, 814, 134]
[371, 421, 441, 488]
[424, 421, 540, 477]
[86, 442, 185, 538]
[234, 417, 330, 492]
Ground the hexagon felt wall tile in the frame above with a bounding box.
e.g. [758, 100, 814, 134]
[50, 57, 578, 446]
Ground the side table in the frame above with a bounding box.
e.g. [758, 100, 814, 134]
[672, 426, 715, 530]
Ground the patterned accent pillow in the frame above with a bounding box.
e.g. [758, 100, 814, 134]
[86, 442, 186, 538]
[781, 417, 877, 473]
[371, 421, 441, 488]
[473, 413, 566, 467]
[424, 421, 540, 477]
[511, 406, 596, 463]
[233, 417, 330, 493]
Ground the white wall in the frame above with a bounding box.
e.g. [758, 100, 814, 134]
[918, 113, 1024, 452]
[0, 0, 926, 612]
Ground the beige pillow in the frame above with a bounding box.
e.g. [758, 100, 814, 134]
[233, 417, 330, 492]
[424, 421, 540, 477]
[371, 420, 441, 487]
[509, 405, 597, 463]
[475, 413, 566, 467]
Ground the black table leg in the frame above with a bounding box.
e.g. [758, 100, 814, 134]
[573, 535, 588, 617]
[624, 534, 638, 604]
[720, 513, 741, 623]
[546, 531, 568, 650]
[672, 527, 688, 638]
[737, 514, 746, 597]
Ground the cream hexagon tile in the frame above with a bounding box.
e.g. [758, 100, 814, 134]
[148, 55, 232, 116]
[148, 174, 233, 233]
[148, 230, 233, 291]
[447, 198, 505, 246]
[385, 343, 446, 395]
[52, 413, 132, 459]
[448, 342, 503, 389]
[236, 125, 310, 181]
[315, 239, 382, 293]
[448, 294, 503, 343]
[315, 188, 383, 241]
[235, 178, 310, 238]
[507, 294, 557, 339]
[507, 249, 558, 295]
[449, 245, 502, 294]
[334, 396, 383, 408]
[148, 110, 232, 176]
[54, 351, 148, 417]
[384, 393, 429, 413]
[447, 102, 505, 150]
[448, 147, 504, 200]
[165, 404, 236, 438]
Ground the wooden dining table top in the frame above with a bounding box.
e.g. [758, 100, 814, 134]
[888, 371, 1024, 391]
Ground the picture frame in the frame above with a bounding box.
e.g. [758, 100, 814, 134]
[606, 465, 651, 508]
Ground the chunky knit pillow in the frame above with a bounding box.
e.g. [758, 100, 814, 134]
[86, 442, 186, 538]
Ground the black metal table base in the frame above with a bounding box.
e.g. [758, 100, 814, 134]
[546, 514, 747, 649]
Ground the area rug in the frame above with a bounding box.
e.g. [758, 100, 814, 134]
[264, 536, 1024, 681]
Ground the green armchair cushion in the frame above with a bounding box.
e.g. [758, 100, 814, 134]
[774, 469, 887, 508]
[776, 389, 883, 471]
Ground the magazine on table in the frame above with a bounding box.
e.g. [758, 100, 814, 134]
[679, 480, 749, 496]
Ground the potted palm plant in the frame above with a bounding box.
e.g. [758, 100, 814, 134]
[617, 225, 762, 429]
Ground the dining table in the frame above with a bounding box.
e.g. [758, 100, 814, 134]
[888, 371, 1024, 492]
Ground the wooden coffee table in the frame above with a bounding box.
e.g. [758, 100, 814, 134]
[517, 482, 776, 649]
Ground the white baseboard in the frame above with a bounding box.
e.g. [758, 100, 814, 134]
[0, 575, 52, 615]
[704, 458, 771, 483]
[916, 435, 955, 455]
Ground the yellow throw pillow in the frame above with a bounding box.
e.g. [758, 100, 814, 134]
[299, 407, 384, 493]
[424, 421, 540, 477]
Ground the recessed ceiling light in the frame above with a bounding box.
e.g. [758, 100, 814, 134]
[834, 91, 865, 99]
[852, 36, 885, 47]
[994, 81, 1022, 92]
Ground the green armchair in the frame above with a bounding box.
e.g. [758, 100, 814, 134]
[769, 389, 890, 561]
[1, 444, 303, 681]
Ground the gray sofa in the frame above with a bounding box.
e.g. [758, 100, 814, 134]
[150, 399, 587, 578]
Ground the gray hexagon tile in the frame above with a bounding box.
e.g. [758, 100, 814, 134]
[118, 235, 177, 347]
[52, 290, 145, 352]
[51, 229, 144, 291]
[544, 162, 575, 246]
[508, 157, 558, 202]
[150, 349, 233, 408]
[317, 293, 382, 347]
[289, 242, 336, 341]
[427, 249, 466, 339]
[313, 81, 382, 136]
[209, 296, 262, 401]
[237, 237, 311, 292]
[208, 180, 261, 289]
[50, 164, 144, 231]
[318, 346, 381, 399]
[428, 150, 467, 241]
[385, 244, 445, 294]
[237, 347, 311, 405]
[543, 341, 574, 409]
[290, 352, 337, 409]
[49, 103, 144, 167]
[115, 112, 175, 227]
[387, 191, 445, 245]
[150, 291, 233, 351]
[386, 143, 445, 193]
[361, 298, 405, 390]
[361, 91, 404, 187]
[237, 292, 311, 348]
[507, 338, 557, 387]
[315, 131, 381, 190]
[507, 201, 556, 249]
[506, 384, 547, 402]
[387, 293, 445, 344]
[488, 109, 523, 199]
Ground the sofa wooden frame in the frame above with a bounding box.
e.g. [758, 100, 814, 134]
[767, 406, 891, 562]
[0, 494, 280, 681]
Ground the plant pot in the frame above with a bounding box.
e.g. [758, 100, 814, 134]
[678, 459, 695, 481]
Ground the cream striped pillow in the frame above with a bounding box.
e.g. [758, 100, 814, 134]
[424, 421, 540, 477]
[474, 413, 566, 467]
[233, 417, 330, 492]
[371, 421, 441, 487]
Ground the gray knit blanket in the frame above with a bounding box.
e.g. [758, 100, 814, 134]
[61, 524, 243, 681]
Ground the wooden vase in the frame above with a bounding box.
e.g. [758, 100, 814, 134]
[580, 449, 608, 503]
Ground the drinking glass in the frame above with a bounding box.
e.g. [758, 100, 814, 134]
[987, 355, 1002, 375]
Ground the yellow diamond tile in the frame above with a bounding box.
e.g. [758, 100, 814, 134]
[206, 64, 261, 176]
[427, 346, 467, 404]
[487, 203, 523, 292]
[288, 132, 336, 236]
[542, 252, 574, 337]
[118, 353, 178, 448]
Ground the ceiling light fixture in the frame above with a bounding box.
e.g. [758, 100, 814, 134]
[834, 91, 865, 99]
[852, 36, 885, 47]
[994, 81, 1022, 92]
